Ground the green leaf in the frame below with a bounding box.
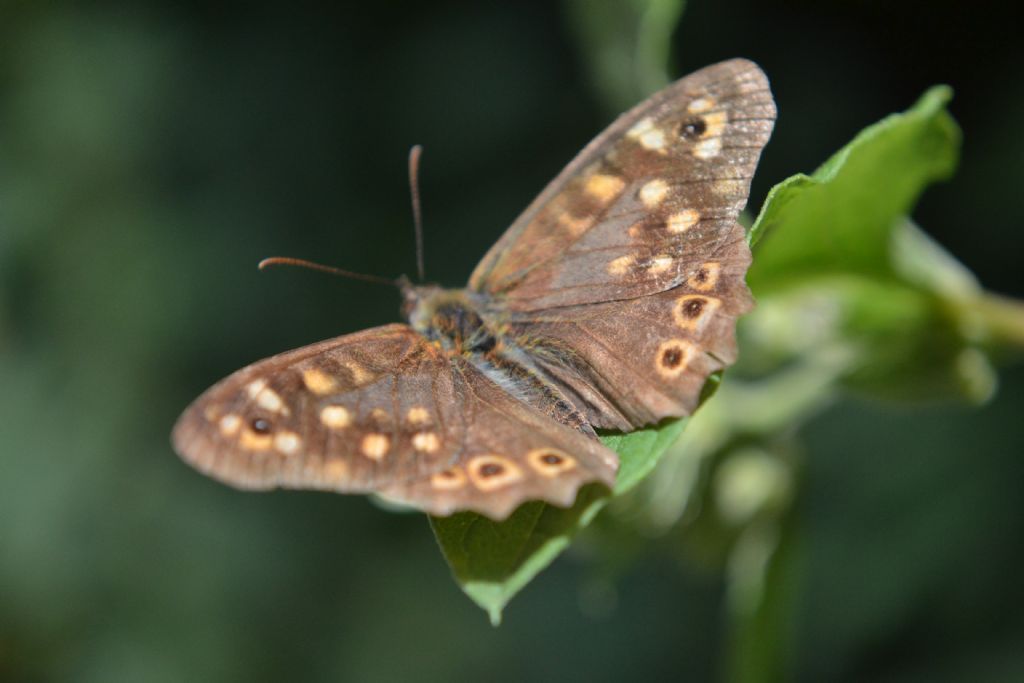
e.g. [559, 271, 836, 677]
[430, 418, 686, 624]
[748, 86, 960, 288]
[739, 86, 1010, 402]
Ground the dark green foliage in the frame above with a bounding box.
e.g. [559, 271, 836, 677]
[2, 2, 1023, 682]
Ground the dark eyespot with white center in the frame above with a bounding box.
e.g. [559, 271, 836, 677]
[679, 118, 707, 139]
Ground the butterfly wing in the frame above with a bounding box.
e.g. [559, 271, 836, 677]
[503, 266, 751, 430]
[172, 324, 617, 520]
[470, 59, 772, 309]
[469, 59, 775, 429]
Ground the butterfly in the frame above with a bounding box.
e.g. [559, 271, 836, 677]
[172, 59, 776, 521]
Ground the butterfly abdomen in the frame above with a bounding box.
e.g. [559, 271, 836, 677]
[476, 346, 596, 437]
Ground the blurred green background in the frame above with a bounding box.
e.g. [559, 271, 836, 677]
[2, 1, 1022, 681]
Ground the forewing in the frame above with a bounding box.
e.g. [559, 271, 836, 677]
[172, 324, 617, 520]
[173, 325, 458, 492]
[468, 58, 774, 312]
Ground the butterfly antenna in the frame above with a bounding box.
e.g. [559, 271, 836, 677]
[258, 257, 398, 287]
[408, 144, 426, 282]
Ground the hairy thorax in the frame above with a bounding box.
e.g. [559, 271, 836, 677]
[401, 284, 593, 435]
[402, 285, 499, 355]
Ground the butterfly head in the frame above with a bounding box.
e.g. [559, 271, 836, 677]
[400, 280, 497, 354]
[399, 277, 443, 329]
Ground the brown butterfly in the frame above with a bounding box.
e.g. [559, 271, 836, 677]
[172, 59, 776, 520]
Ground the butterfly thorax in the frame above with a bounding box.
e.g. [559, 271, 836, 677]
[402, 284, 499, 354]
[402, 282, 594, 434]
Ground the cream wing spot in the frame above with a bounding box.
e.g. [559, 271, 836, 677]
[255, 387, 287, 414]
[584, 174, 626, 204]
[244, 378, 268, 399]
[639, 179, 670, 208]
[687, 96, 716, 114]
[360, 433, 390, 461]
[527, 448, 577, 477]
[345, 361, 373, 386]
[703, 110, 728, 138]
[655, 339, 697, 379]
[639, 128, 666, 152]
[319, 405, 351, 429]
[607, 255, 635, 276]
[647, 254, 673, 275]
[467, 454, 523, 491]
[302, 368, 338, 395]
[558, 211, 595, 236]
[274, 431, 302, 456]
[406, 406, 431, 425]
[693, 137, 722, 159]
[218, 413, 241, 437]
[245, 378, 288, 416]
[668, 209, 700, 234]
[627, 116, 667, 152]
[411, 431, 441, 453]
[627, 116, 655, 137]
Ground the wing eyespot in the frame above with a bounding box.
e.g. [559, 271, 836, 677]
[467, 454, 523, 491]
[527, 448, 577, 477]
[679, 118, 707, 139]
[655, 339, 696, 379]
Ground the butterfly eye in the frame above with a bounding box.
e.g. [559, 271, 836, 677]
[250, 417, 272, 434]
[678, 118, 707, 139]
